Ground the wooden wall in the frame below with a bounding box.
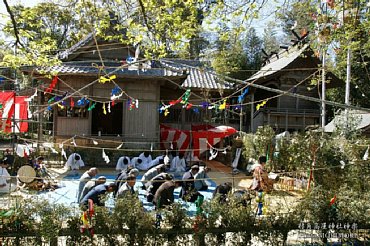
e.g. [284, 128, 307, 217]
[54, 75, 161, 145]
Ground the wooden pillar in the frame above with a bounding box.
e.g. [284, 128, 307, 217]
[250, 94, 254, 133]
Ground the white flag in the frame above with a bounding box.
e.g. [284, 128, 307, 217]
[209, 148, 218, 160]
[61, 147, 67, 160]
[71, 138, 77, 147]
[102, 149, 110, 163]
[50, 146, 58, 154]
[363, 146, 369, 161]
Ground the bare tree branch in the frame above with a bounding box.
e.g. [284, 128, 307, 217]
[137, 0, 152, 31]
[2, 0, 24, 48]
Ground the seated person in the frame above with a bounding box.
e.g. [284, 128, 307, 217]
[115, 156, 131, 172]
[153, 180, 182, 209]
[194, 166, 211, 191]
[140, 164, 166, 189]
[170, 152, 186, 175]
[34, 156, 59, 191]
[65, 153, 84, 176]
[136, 151, 153, 171]
[79, 176, 107, 203]
[146, 173, 173, 203]
[130, 157, 143, 170]
[180, 165, 203, 203]
[80, 183, 117, 208]
[116, 175, 136, 198]
[149, 155, 165, 169]
[34, 156, 52, 179]
[0, 159, 11, 193]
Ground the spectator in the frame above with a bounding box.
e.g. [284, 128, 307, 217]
[213, 182, 232, 204]
[250, 156, 268, 192]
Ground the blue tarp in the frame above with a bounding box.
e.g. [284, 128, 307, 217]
[37, 173, 217, 216]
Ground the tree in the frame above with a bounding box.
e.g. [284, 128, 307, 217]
[1, 1, 91, 68]
[1, 0, 270, 66]
[276, 0, 316, 40]
[262, 21, 280, 54]
[244, 27, 263, 78]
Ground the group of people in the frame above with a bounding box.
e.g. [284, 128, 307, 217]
[74, 151, 212, 210]
[115, 151, 190, 174]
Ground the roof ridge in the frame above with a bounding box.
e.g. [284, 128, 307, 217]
[58, 32, 95, 60]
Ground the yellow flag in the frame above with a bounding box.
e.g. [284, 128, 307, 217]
[103, 103, 107, 115]
[164, 108, 169, 116]
[219, 100, 226, 110]
[99, 75, 117, 84]
[256, 100, 267, 111]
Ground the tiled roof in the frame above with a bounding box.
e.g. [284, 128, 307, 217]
[34, 61, 186, 77]
[160, 59, 234, 90]
[324, 111, 370, 132]
[247, 43, 310, 82]
[58, 33, 95, 60]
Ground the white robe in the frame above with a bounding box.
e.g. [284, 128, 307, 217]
[65, 153, 85, 170]
[136, 153, 153, 171]
[170, 156, 186, 174]
[194, 167, 209, 191]
[0, 167, 10, 193]
[115, 156, 131, 171]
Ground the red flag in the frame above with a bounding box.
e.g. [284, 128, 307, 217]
[45, 76, 58, 93]
[329, 195, 336, 206]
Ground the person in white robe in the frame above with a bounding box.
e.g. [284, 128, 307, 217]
[115, 156, 131, 172]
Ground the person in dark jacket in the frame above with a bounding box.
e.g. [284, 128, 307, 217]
[180, 165, 203, 202]
[80, 183, 117, 208]
[153, 180, 182, 209]
[146, 173, 173, 202]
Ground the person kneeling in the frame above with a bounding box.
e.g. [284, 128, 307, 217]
[153, 180, 182, 209]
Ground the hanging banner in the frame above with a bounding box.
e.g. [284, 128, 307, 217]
[160, 124, 191, 151]
[0, 92, 28, 133]
[192, 125, 237, 157]
[160, 124, 236, 157]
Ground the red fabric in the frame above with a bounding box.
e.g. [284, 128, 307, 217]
[192, 126, 237, 157]
[160, 124, 236, 157]
[45, 76, 58, 93]
[191, 124, 214, 131]
[160, 124, 191, 151]
[0, 92, 28, 133]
